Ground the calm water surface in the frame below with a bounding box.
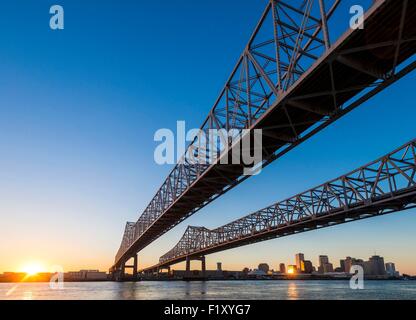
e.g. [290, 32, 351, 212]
[1, 281, 416, 300]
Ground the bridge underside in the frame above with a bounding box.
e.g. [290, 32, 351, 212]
[112, 0, 416, 272]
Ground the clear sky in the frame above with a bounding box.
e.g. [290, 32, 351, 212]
[0, 0, 415, 275]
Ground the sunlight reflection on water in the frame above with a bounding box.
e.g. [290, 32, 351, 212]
[287, 282, 299, 300]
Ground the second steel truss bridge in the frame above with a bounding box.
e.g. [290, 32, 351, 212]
[142, 139, 416, 273]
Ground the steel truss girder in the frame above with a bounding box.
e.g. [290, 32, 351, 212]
[155, 140, 416, 268]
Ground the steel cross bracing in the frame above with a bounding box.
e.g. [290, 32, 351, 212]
[153, 139, 416, 268]
[113, 0, 416, 270]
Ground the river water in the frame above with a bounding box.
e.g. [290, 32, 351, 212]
[1, 280, 416, 300]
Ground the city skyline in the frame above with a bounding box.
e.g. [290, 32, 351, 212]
[0, 250, 410, 277]
[274, 253, 399, 276]
[235, 253, 399, 275]
[1, 0, 416, 275]
[0, 253, 404, 278]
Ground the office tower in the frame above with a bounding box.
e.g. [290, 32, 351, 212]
[326, 263, 334, 273]
[343, 257, 365, 274]
[343, 257, 353, 273]
[301, 260, 314, 274]
[340, 259, 346, 272]
[367, 256, 387, 276]
[318, 255, 333, 274]
[296, 253, 305, 272]
[319, 255, 329, 266]
[279, 263, 286, 274]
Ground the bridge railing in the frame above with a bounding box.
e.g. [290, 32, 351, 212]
[159, 139, 416, 264]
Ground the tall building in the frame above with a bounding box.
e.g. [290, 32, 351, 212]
[366, 256, 386, 276]
[301, 260, 314, 274]
[217, 263, 222, 272]
[342, 257, 365, 274]
[319, 255, 329, 266]
[318, 255, 333, 274]
[342, 257, 352, 273]
[296, 253, 305, 272]
[340, 259, 346, 272]
[321, 263, 334, 274]
[279, 263, 286, 274]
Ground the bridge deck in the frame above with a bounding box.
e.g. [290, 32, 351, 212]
[113, 0, 416, 271]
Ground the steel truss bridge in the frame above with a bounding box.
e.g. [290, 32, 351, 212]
[111, 0, 416, 273]
[141, 139, 416, 273]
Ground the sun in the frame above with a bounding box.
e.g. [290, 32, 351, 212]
[20, 262, 45, 276]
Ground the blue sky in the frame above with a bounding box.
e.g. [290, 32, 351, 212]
[0, 0, 415, 274]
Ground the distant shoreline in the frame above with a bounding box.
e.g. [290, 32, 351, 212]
[1, 278, 415, 284]
[137, 277, 414, 282]
[0, 280, 111, 284]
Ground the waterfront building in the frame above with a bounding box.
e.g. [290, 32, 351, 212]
[386, 263, 399, 277]
[172, 269, 243, 280]
[342, 257, 352, 273]
[301, 260, 314, 274]
[318, 263, 334, 274]
[258, 263, 270, 274]
[295, 253, 305, 272]
[279, 263, 286, 274]
[319, 255, 329, 266]
[287, 265, 297, 275]
[318, 255, 333, 274]
[66, 270, 107, 281]
[366, 256, 387, 276]
[340, 259, 346, 272]
[248, 269, 267, 278]
[343, 257, 365, 274]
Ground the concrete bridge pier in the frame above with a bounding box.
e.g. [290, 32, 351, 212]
[185, 256, 206, 278]
[112, 264, 125, 282]
[124, 254, 139, 280]
[201, 256, 206, 277]
[133, 254, 138, 278]
[113, 254, 139, 281]
[158, 266, 171, 275]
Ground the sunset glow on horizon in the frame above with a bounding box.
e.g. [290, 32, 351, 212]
[19, 262, 46, 276]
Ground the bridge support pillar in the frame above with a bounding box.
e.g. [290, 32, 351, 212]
[157, 266, 171, 276]
[114, 255, 140, 281]
[184, 256, 206, 279]
[121, 261, 126, 279]
[112, 262, 126, 282]
[186, 256, 191, 277]
[201, 256, 206, 277]
[133, 254, 138, 278]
